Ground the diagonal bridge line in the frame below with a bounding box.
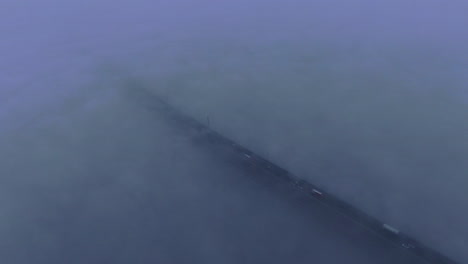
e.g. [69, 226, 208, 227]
[126, 84, 458, 264]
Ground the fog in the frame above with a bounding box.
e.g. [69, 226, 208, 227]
[1, 0, 467, 263]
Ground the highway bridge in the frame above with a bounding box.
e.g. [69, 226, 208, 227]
[1, 84, 456, 263]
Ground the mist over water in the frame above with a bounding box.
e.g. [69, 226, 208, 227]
[1, 0, 467, 262]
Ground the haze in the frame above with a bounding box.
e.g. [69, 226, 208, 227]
[1, 0, 467, 263]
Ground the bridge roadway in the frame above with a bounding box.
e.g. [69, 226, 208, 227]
[0, 86, 443, 264]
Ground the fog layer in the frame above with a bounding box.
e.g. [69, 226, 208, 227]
[1, 0, 467, 262]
